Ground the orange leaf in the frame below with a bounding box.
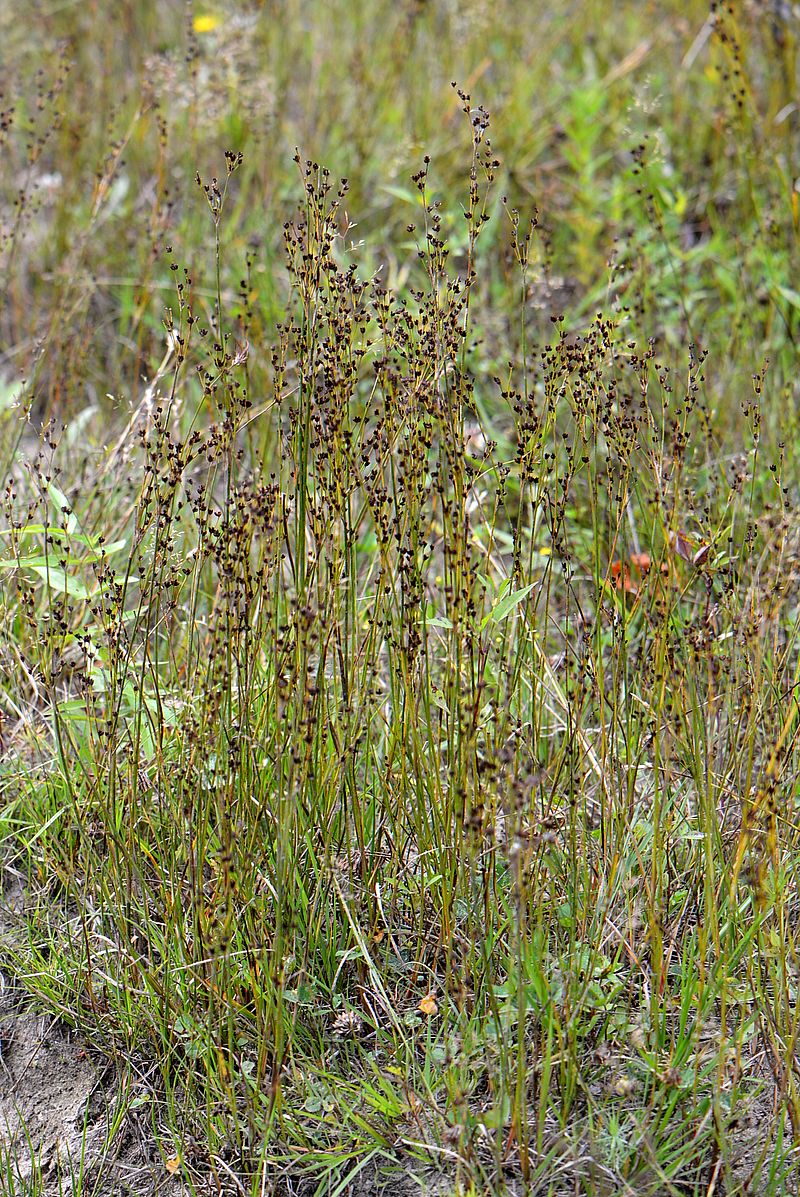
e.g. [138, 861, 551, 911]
[628, 552, 652, 574]
[610, 559, 634, 593]
[418, 992, 438, 1016]
[610, 553, 669, 597]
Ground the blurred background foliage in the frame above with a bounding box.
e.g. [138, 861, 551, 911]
[0, 0, 798, 448]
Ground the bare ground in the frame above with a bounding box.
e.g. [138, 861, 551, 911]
[0, 868, 178, 1197]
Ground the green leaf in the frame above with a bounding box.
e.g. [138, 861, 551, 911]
[0, 379, 23, 411]
[0, 524, 54, 538]
[47, 483, 78, 534]
[0, 525, 126, 561]
[777, 285, 800, 310]
[27, 564, 91, 599]
[381, 184, 419, 205]
[481, 582, 536, 629]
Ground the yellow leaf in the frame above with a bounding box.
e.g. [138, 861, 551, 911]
[418, 992, 438, 1016]
[193, 13, 222, 33]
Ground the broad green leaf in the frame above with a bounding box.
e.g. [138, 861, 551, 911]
[0, 525, 54, 537]
[28, 565, 90, 599]
[0, 543, 127, 569]
[482, 582, 536, 628]
[0, 379, 23, 411]
[777, 285, 800, 310]
[0, 525, 127, 559]
[381, 184, 419, 205]
[47, 483, 78, 534]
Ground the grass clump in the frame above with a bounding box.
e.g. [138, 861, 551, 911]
[1, 3, 800, 1195]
